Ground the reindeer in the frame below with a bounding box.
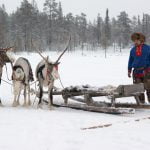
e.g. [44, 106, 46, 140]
[36, 57, 60, 107]
[12, 57, 34, 107]
[36, 36, 71, 108]
[0, 47, 15, 84]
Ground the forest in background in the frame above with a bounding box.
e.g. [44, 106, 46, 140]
[0, 0, 150, 52]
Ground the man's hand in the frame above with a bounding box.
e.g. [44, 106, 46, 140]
[128, 71, 131, 78]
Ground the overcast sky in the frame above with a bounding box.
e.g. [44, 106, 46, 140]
[0, 0, 150, 20]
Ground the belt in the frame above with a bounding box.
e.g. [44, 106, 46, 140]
[134, 67, 145, 70]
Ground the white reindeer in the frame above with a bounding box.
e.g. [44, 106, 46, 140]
[35, 37, 71, 107]
[35, 57, 59, 107]
[12, 57, 34, 107]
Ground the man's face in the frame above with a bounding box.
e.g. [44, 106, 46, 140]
[134, 39, 142, 46]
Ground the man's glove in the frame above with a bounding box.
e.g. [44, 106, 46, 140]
[128, 70, 131, 78]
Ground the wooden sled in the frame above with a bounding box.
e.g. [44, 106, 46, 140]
[50, 83, 146, 114]
[35, 83, 147, 114]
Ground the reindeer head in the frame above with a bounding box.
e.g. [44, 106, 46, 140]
[12, 66, 25, 82]
[36, 36, 70, 81]
[0, 46, 15, 63]
[6, 51, 15, 63]
[44, 56, 60, 80]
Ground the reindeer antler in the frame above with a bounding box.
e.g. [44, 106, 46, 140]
[55, 35, 71, 64]
[36, 35, 71, 64]
[0, 46, 15, 52]
[37, 50, 49, 63]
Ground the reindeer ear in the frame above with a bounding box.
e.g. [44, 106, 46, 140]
[9, 47, 14, 51]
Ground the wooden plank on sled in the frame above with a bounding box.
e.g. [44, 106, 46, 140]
[115, 83, 145, 97]
[53, 103, 135, 114]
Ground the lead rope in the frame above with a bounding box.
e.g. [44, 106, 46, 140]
[58, 75, 65, 89]
[1, 78, 13, 94]
[1, 78, 12, 85]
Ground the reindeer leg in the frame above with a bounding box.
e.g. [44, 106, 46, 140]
[50, 88, 53, 105]
[0, 98, 1, 104]
[48, 82, 54, 109]
[13, 89, 21, 107]
[0, 66, 2, 105]
[37, 85, 43, 109]
[37, 74, 43, 106]
[17, 89, 21, 106]
[23, 85, 27, 107]
[12, 94, 18, 107]
[13, 82, 21, 107]
[0, 66, 2, 85]
[27, 84, 31, 106]
[38, 84, 43, 106]
[12, 81, 17, 107]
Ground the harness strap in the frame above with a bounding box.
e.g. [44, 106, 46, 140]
[37, 64, 45, 80]
[37, 64, 54, 84]
[21, 57, 34, 82]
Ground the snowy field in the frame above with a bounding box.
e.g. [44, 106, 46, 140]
[0, 49, 150, 150]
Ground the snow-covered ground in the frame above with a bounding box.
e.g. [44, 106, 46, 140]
[0, 49, 150, 150]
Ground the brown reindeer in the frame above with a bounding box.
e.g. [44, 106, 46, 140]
[0, 47, 15, 84]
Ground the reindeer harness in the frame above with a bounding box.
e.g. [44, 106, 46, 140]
[37, 64, 58, 83]
[12, 58, 34, 85]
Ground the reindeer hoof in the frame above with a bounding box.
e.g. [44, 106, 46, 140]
[64, 103, 68, 106]
[49, 107, 54, 110]
[37, 103, 42, 109]
[12, 101, 19, 107]
[22, 103, 27, 107]
[27, 101, 31, 106]
[48, 104, 54, 110]
[0, 103, 3, 107]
